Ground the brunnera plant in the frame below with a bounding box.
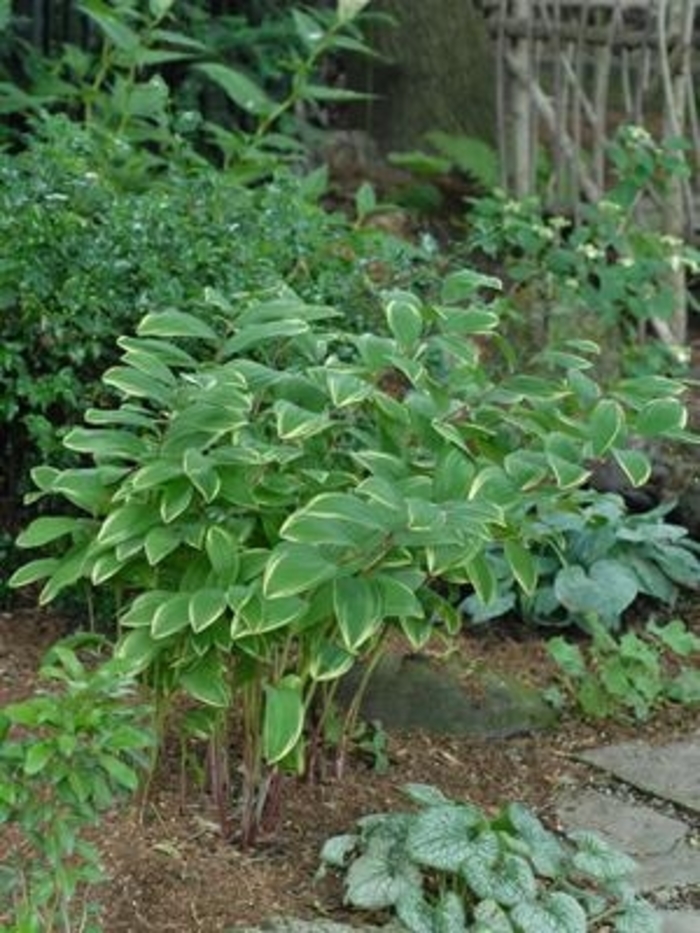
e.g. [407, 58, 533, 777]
[319, 783, 660, 933]
[10, 272, 693, 844]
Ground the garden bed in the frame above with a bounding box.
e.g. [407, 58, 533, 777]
[1, 606, 698, 932]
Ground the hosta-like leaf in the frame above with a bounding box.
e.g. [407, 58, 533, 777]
[120, 591, 171, 629]
[635, 398, 686, 436]
[8, 558, 59, 589]
[144, 525, 180, 566]
[263, 543, 336, 598]
[589, 399, 625, 456]
[501, 803, 566, 877]
[504, 539, 538, 595]
[179, 651, 230, 707]
[188, 588, 227, 633]
[554, 560, 639, 622]
[151, 592, 191, 639]
[333, 576, 384, 652]
[326, 369, 373, 407]
[274, 400, 331, 441]
[510, 891, 586, 933]
[137, 309, 218, 341]
[308, 641, 354, 682]
[16, 516, 84, 548]
[406, 804, 484, 871]
[205, 526, 241, 581]
[385, 290, 424, 349]
[263, 676, 304, 765]
[612, 447, 651, 486]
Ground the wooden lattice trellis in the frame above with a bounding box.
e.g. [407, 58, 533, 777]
[476, 0, 699, 342]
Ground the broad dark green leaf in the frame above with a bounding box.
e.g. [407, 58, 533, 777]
[137, 309, 218, 341]
[16, 516, 83, 549]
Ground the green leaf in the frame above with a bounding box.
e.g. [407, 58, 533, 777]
[355, 181, 377, 218]
[184, 449, 221, 502]
[589, 399, 624, 456]
[468, 852, 537, 907]
[510, 892, 587, 933]
[79, 1, 139, 52]
[144, 525, 180, 565]
[635, 398, 687, 437]
[64, 427, 147, 461]
[292, 8, 324, 48]
[555, 560, 639, 622]
[137, 309, 218, 341]
[274, 400, 331, 441]
[569, 830, 637, 880]
[8, 558, 59, 589]
[385, 291, 423, 349]
[205, 526, 241, 580]
[307, 641, 354, 682]
[24, 741, 53, 776]
[180, 651, 230, 707]
[648, 619, 700, 656]
[546, 453, 590, 489]
[504, 539, 538, 595]
[98, 503, 154, 547]
[151, 592, 190, 639]
[325, 370, 373, 408]
[376, 574, 425, 619]
[196, 62, 274, 116]
[333, 576, 384, 652]
[547, 637, 587, 678]
[440, 268, 502, 304]
[406, 803, 484, 871]
[612, 447, 652, 486]
[263, 543, 336, 598]
[263, 676, 304, 765]
[188, 589, 227, 633]
[465, 551, 497, 605]
[345, 847, 422, 910]
[16, 516, 84, 549]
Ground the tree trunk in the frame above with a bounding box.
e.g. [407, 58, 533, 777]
[349, 0, 497, 154]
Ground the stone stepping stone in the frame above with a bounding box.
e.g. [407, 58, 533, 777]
[578, 734, 700, 813]
[659, 911, 700, 933]
[337, 654, 556, 738]
[556, 788, 700, 891]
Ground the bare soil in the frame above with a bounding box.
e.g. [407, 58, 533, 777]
[1, 605, 699, 933]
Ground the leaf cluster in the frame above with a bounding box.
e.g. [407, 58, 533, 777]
[469, 126, 700, 377]
[0, 638, 154, 932]
[464, 494, 700, 632]
[548, 617, 700, 720]
[319, 783, 659, 932]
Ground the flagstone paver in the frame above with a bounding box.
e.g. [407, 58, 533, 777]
[578, 734, 700, 813]
[556, 788, 700, 890]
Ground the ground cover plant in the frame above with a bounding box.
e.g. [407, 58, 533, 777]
[319, 782, 659, 932]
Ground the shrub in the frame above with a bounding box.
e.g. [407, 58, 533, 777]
[469, 126, 700, 377]
[319, 783, 659, 933]
[10, 268, 693, 843]
[0, 638, 154, 932]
